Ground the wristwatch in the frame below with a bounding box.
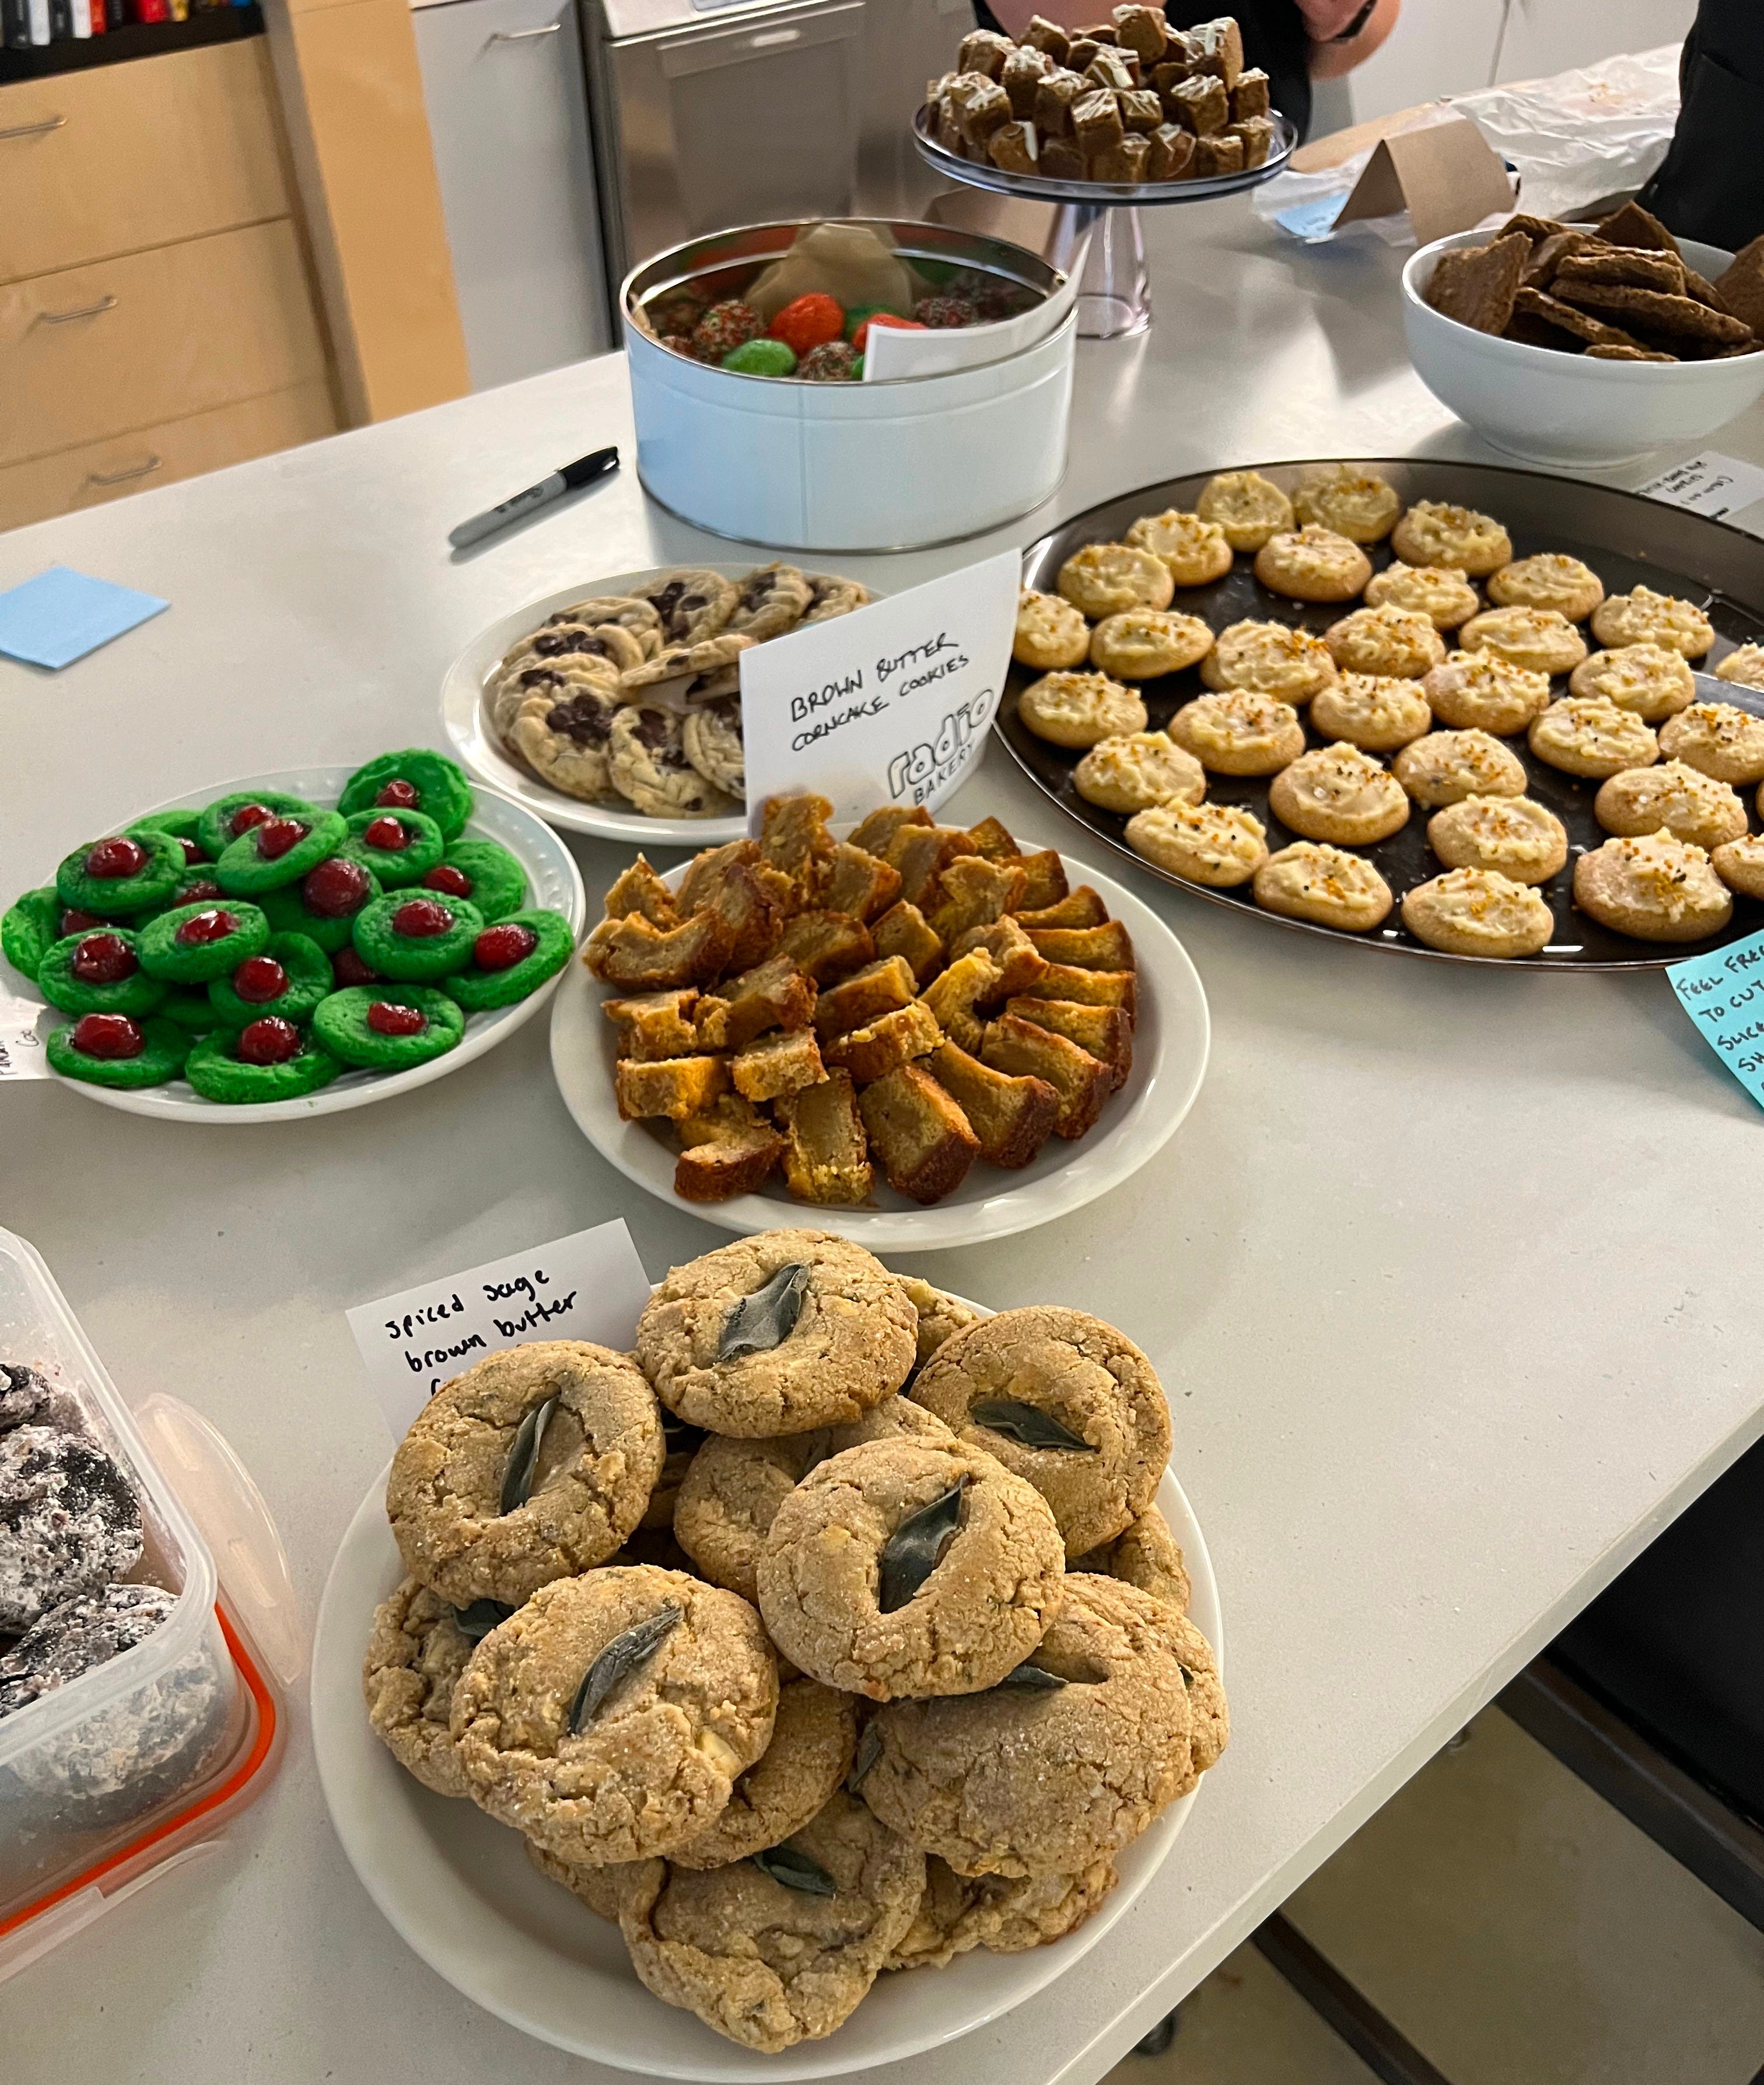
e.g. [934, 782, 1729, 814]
[1325, 0, 1378, 42]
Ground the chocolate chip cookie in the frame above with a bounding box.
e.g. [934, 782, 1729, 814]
[607, 702, 741, 819]
[638, 569, 739, 645]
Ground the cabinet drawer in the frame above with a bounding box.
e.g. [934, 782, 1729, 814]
[0, 382, 337, 534]
[0, 43, 293, 288]
[0, 221, 327, 468]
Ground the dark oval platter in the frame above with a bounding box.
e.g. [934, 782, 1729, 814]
[998, 457, 1764, 970]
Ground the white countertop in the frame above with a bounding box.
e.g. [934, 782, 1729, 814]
[4, 200, 1762, 2085]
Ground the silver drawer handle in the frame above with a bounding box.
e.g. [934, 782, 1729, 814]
[38, 294, 117, 326]
[749, 26, 800, 44]
[87, 455, 162, 488]
[490, 22, 559, 39]
[0, 115, 65, 141]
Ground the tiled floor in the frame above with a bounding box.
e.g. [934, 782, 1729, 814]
[1122, 1707, 1764, 2085]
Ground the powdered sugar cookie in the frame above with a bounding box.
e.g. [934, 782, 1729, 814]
[1485, 554, 1605, 622]
[1253, 842, 1393, 931]
[1568, 644, 1696, 723]
[1057, 543, 1175, 619]
[1712, 831, 1764, 899]
[1199, 620, 1336, 702]
[1714, 642, 1764, 691]
[1074, 731, 1206, 814]
[1391, 501, 1511, 578]
[1393, 730, 1527, 806]
[1426, 796, 1567, 885]
[1196, 470, 1293, 552]
[1458, 606, 1588, 678]
[1089, 609, 1214, 681]
[1169, 690, 1304, 775]
[1124, 509, 1234, 586]
[1019, 670, 1148, 749]
[1269, 744, 1410, 844]
[1290, 466, 1402, 545]
[1014, 589, 1091, 672]
[1310, 674, 1433, 752]
[1590, 586, 1714, 659]
[1659, 701, 1764, 783]
[1126, 800, 1268, 886]
[1323, 604, 1445, 678]
[1528, 697, 1658, 779]
[1574, 831, 1731, 941]
[1363, 563, 1480, 632]
[1594, 760, 1748, 849]
[1422, 655, 1551, 735]
[1401, 868, 1553, 958]
[1252, 527, 1373, 605]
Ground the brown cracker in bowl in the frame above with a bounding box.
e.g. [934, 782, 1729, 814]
[1425, 232, 1528, 337]
[1550, 278, 1753, 347]
[1503, 286, 1648, 352]
[1553, 247, 1686, 296]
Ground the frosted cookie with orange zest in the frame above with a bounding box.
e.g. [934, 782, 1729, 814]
[1252, 841, 1394, 931]
[1712, 831, 1764, 900]
[1290, 464, 1403, 544]
[1713, 642, 1764, 691]
[1390, 500, 1512, 577]
[1198, 618, 1336, 701]
[1528, 697, 1658, 779]
[1252, 526, 1372, 604]
[1323, 604, 1445, 679]
[1089, 609, 1214, 681]
[1573, 831, 1731, 942]
[1124, 508, 1234, 586]
[1310, 674, 1433, 753]
[1400, 867, 1553, 959]
[1659, 701, 1764, 783]
[1126, 800, 1268, 886]
[1169, 690, 1304, 775]
[1018, 670, 1148, 750]
[1363, 562, 1480, 632]
[1013, 589, 1091, 672]
[1457, 606, 1587, 678]
[1269, 744, 1410, 845]
[1485, 553, 1605, 622]
[1426, 796, 1567, 885]
[1422, 655, 1550, 735]
[1567, 643, 1696, 723]
[1195, 468, 1293, 551]
[1073, 731, 1206, 814]
[1056, 542, 1175, 619]
[1392, 729, 1527, 807]
[1592, 760, 1749, 850]
[1590, 585, 1715, 659]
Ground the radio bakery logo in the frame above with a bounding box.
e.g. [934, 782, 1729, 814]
[887, 691, 994, 802]
[785, 629, 994, 804]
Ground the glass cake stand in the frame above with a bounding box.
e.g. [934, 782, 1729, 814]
[912, 107, 1297, 340]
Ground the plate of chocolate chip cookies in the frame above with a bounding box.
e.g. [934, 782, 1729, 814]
[312, 1231, 1224, 2076]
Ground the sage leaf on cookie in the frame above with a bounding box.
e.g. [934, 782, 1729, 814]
[501, 1395, 560, 1514]
[846, 1723, 883, 1794]
[993, 1659, 1068, 1692]
[454, 1598, 516, 1643]
[969, 1400, 1098, 1453]
[878, 1478, 966, 1614]
[570, 1604, 681, 1733]
[718, 1262, 811, 1362]
[751, 1844, 838, 1897]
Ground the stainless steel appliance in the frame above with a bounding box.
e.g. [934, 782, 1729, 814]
[586, 0, 971, 312]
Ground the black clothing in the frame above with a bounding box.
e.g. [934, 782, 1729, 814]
[1639, 0, 1764, 252]
[970, 1, 1314, 142]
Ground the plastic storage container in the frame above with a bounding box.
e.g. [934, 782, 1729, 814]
[0, 1230, 301, 1982]
[624, 218, 1076, 553]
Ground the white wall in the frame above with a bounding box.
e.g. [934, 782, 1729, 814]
[1346, 0, 1698, 124]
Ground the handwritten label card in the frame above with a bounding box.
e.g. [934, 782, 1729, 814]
[346, 1218, 653, 1438]
[739, 550, 1019, 827]
[1668, 929, 1764, 1113]
[1639, 452, 1764, 527]
[0, 990, 50, 1082]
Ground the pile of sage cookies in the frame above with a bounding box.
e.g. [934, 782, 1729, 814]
[362, 1227, 1226, 2053]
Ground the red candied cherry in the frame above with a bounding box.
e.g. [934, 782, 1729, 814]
[236, 1016, 300, 1066]
[174, 908, 239, 947]
[229, 803, 275, 837]
[254, 817, 310, 861]
[302, 857, 371, 919]
[72, 1013, 144, 1060]
[177, 878, 223, 907]
[374, 779, 421, 811]
[422, 865, 473, 900]
[331, 947, 378, 988]
[473, 923, 536, 973]
[72, 933, 138, 984]
[177, 837, 204, 866]
[361, 816, 408, 853]
[232, 956, 287, 1005]
[59, 908, 103, 936]
[366, 1000, 426, 1038]
[85, 836, 146, 880]
[391, 898, 454, 940]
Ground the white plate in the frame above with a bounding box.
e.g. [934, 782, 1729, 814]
[549, 844, 1210, 1252]
[17, 765, 584, 1124]
[310, 1288, 1223, 2081]
[442, 565, 886, 848]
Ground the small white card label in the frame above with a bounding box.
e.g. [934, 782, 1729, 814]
[1638, 451, 1764, 524]
[346, 1219, 653, 1439]
[0, 991, 50, 1082]
[738, 551, 1019, 827]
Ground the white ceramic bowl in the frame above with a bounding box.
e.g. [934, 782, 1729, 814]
[1401, 229, 1764, 467]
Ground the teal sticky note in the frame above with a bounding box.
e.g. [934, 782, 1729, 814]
[0, 566, 167, 670]
[1669, 928, 1764, 1110]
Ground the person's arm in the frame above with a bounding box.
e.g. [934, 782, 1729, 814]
[1299, 0, 1400, 79]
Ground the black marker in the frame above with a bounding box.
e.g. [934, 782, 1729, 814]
[448, 446, 620, 550]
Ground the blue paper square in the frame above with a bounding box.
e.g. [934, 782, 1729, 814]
[1668, 928, 1764, 1113]
[0, 566, 167, 670]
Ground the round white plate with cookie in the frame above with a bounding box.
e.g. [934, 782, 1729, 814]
[310, 1292, 1223, 2082]
[547, 844, 1210, 1253]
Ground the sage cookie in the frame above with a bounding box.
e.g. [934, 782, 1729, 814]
[312, 984, 464, 1069]
[450, 1565, 778, 1864]
[511, 685, 620, 803]
[673, 1397, 953, 1602]
[442, 911, 573, 1012]
[352, 891, 484, 981]
[637, 1230, 918, 1438]
[1393, 729, 1528, 806]
[47, 1014, 190, 1090]
[527, 1836, 630, 1920]
[608, 704, 741, 820]
[681, 699, 744, 799]
[615, 1790, 922, 2052]
[755, 1436, 1066, 1700]
[338, 750, 474, 840]
[337, 808, 446, 888]
[666, 1675, 859, 1869]
[1308, 675, 1433, 754]
[1590, 585, 1714, 660]
[1458, 606, 1587, 679]
[1485, 552, 1605, 621]
[909, 1307, 1171, 1554]
[886, 1856, 1118, 1971]
[387, 1341, 666, 1606]
[195, 789, 321, 864]
[362, 1577, 477, 1798]
[56, 828, 186, 919]
[34, 927, 166, 1020]
[858, 1575, 1199, 1878]
[1156, 1606, 1229, 1792]
[258, 859, 382, 955]
[726, 562, 813, 641]
[426, 838, 526, 922]
[1423, 655, 1551, 735]
[1070, 1504, 1189, 1614]
[901, 1277, 984, 1369]
[0, 1425, 144, 1631]
[1199, 620, 1336, 702]
[638, 569, 739, 645]
[1594, 760, 1748, 850]
[214, 809, 348, 895]
[183, 1023, 341, 1104]
[206, 932, 331, 1030]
